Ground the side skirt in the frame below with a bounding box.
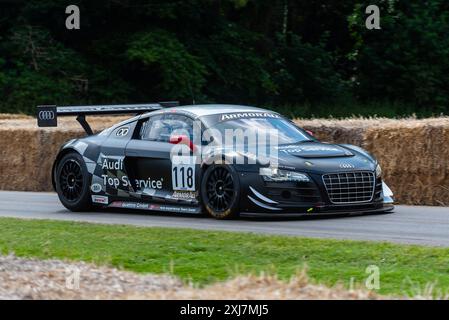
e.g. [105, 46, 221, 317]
[107, 200, 202, 214]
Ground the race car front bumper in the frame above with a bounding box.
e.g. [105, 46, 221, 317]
[239, 171, 395, 216]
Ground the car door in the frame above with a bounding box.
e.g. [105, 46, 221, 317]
[124, 113, 199, 204]
[93, 120, 138, 200]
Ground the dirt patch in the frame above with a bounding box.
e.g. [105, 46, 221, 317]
[0, 254, 385, 300]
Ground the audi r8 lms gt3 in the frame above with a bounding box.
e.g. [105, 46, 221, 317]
[37, 103, 394, 219]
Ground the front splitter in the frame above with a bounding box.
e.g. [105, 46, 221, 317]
[241, 204, 394, 218]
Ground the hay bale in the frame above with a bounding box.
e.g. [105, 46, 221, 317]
[363, 122, 449, 205]
[293, 117, 449, 206]
[0, 113, 32, 120]
[0, 116, 126, 192]
[1, 116, 449, 205]
[0, 128, 84, 191]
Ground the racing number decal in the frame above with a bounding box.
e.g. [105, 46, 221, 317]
[172, 156, 196, 191]
[172, 165, 195, 190]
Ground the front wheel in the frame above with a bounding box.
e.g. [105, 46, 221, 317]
[201, 164, 240, 219]
[55, 152, 92, 212]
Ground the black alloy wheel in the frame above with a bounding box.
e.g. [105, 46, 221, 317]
[201, 165, 240, 219]
[59, 159, 84, 201]
[55, 152, 92, 211]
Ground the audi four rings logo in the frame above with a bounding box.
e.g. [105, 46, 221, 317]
[38, 110, 55, 120]
[339, 163, 355, 169]
[116, 127, 129, 137]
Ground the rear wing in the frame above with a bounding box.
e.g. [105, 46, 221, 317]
[37, 101, 178, 135]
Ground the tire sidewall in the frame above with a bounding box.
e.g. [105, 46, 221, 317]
[55, 152, 92, 211]
[200, 164, 240, 219]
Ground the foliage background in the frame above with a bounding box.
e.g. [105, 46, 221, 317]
[0, 0, 448, 118]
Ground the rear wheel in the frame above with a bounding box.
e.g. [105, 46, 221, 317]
[55, 152, 92, 211]
[201, 164, 240, 219]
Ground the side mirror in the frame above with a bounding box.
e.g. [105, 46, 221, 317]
[169, 134, 184, 145]
[169, 134, 196, 152]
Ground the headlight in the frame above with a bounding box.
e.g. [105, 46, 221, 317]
[260, 167, 310, 182]
[375, 164, 382, 178]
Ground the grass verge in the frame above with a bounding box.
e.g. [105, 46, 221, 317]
[0, 217, 448, 296]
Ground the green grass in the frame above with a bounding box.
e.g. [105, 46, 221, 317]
[1, 217, 449, 296]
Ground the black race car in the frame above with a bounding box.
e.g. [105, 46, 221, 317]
[37, 103, 394, 219]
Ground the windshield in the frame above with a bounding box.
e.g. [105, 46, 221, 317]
[208, 117, 313, 145]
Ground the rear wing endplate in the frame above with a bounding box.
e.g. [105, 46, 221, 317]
[37, 102, 178, 135]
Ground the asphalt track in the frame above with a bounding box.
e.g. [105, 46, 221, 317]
[0, 191, 449, 246]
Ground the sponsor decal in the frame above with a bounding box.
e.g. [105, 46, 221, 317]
[38, 110, 55, 120]
[159, 205, 199, 214]
[300, 146, 340, 152]
[278, 165, 296, 171]
[277, 145, 341, 153]
[100, 157, 164, 190]
[109, 201, 200, 214]
[102, 158, 124, 170]
[220, 112, 280, 121]
[90, 183, 102, 193]
[136, 177, 164, 189]
[171, 191, 197, 200]
[101, 158, 164, 190]
[101, 174, 163, 190]
[102, 175, 130, 189]
[116, 126, 129, 137]
[122, 202, 149, 209]
[91, 195, 108, 204]
[37, 105, 57, 127]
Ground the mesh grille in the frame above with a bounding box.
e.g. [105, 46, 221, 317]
[322, 172, 375, 204]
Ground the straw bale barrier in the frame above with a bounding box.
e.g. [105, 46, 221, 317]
[296, 118, 449, 206]
[0, 114, 127, 192]
[1, 113, 448, 205]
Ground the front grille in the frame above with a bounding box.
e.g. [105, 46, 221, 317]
[322, 172, 375, 204]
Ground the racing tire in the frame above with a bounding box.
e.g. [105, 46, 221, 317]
[201, 164, 240, 219]
[55, 152, 92, 212]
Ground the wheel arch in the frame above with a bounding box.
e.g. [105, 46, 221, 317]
[199, 152, 246, 188]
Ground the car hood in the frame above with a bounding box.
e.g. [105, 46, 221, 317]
[275, 141, 354, 158]
[204, 141, 377, 173]
[273, 142, 376, 173]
